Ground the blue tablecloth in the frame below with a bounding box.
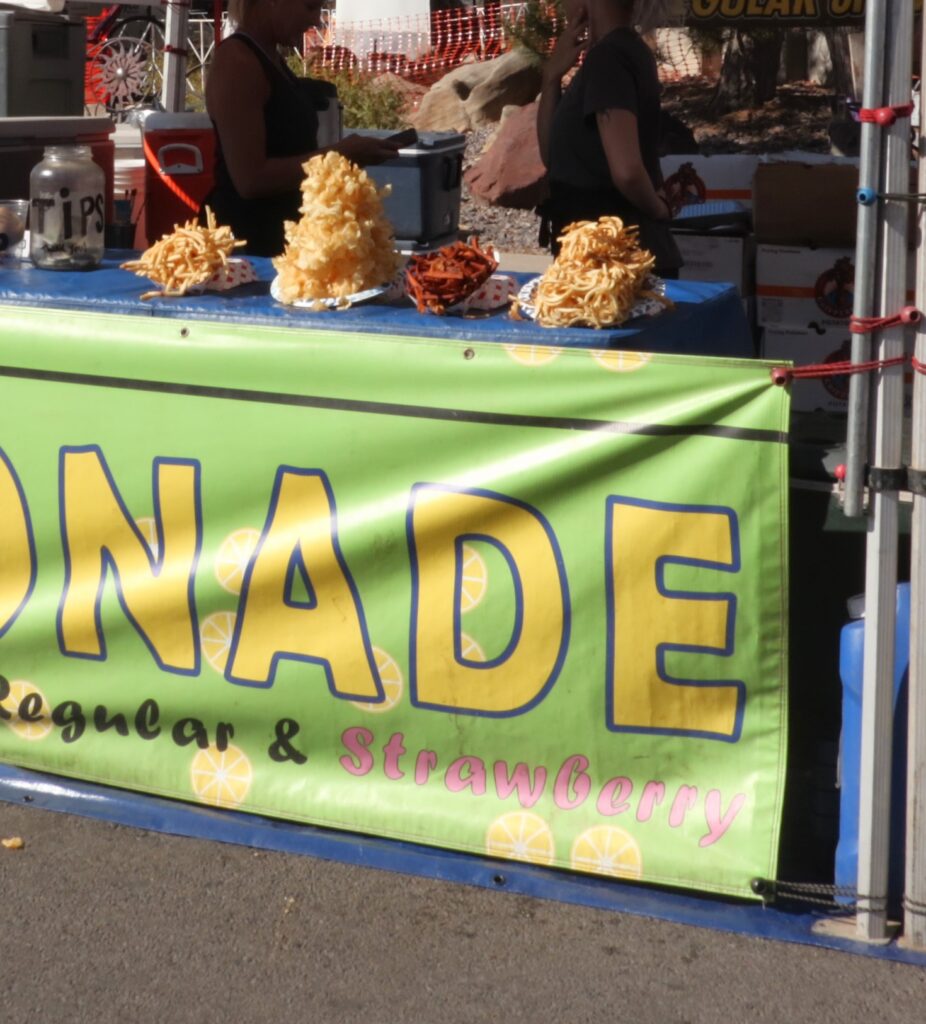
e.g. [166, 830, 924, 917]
[0, 253, 753, 358]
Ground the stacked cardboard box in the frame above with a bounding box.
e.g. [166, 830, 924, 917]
[662, 154, 760, 209]
[751, 159, 882, 415]
[662, 155, 758, 335]
[662, 154, 874, 372]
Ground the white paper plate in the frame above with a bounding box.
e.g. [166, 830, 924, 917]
[270, 275, 386, 309]
[516, 274, 668, 326]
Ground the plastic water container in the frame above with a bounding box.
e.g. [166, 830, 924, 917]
[835, 583, 910, 911]
[142, 113, 215, 244]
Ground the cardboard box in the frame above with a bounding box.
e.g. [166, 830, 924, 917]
[762, 326, 915, 416]
[757, 244, 854, 328]
[753, 162, 859, 247]
[763, 151, 859, 169]
[661, 154, 760, 209]
[760, 326, 853, 414]
[674, 233, 754, 296]
[757, 244, 916, 329]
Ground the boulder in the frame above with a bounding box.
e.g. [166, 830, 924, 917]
[463, 101, 548, 210]
[464, 50, 543, 127]
[413, 50, 543, 133]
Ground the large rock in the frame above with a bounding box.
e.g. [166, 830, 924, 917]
[413, 50, 542, 133]
[463, 101, 548, 210]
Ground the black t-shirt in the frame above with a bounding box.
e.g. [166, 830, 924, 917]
[204, 33, 319, 257]
[550, 27, 662, 193]
[546, 28, 680, 269]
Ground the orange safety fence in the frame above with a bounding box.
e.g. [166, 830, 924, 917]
[84, 8, 121, 107]
[81, 3, 703, 111]
[306, 3, 522, 86]
[307, 6, 703, 86]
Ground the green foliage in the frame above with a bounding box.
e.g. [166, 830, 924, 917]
[503, 0, 564, 63]
[286, 55, 411, 130]
[318, 70, 411, 130]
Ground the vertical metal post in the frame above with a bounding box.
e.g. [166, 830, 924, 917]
[161, 1, 190, 113]
[856, 0, 914, 943]
[905, 15, 926, 953]
[845, 0, 890, 517]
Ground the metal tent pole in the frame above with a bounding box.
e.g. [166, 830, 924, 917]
[845, 0, 891, 517]
[161, 1, 191, 113]
[905, 15, 926, 953]
[856, 0, 915, 943]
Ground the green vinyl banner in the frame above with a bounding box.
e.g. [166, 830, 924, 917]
[0, 306, 789, 898]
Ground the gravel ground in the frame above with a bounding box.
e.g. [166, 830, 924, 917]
[458, 126, 547, 255]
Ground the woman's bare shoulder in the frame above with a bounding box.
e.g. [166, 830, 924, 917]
[207, 37, 268, 106]
[210, 35, 265, 79]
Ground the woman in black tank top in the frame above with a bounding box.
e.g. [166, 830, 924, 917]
[204, 0, 401, 257]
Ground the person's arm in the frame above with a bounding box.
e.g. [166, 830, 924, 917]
[596, 108, 671, 221]
[206, 41, 400, 200]
[537, 8, 588, 168]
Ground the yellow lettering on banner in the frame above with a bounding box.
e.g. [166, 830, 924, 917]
[693, 0, 826, 15]
[606, 498, 744, 741]
[226, 468, 381, 701]
[409, 484, 569, 717]
[0, 451, 35, 637]
[58, 447, 201, 674]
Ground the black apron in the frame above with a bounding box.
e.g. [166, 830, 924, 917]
[539, 183, 682, 276]
[202, 34, 322, 258]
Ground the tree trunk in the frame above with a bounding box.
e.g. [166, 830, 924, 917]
[822, 27, 855, 99]
[711, 30, 785, 114]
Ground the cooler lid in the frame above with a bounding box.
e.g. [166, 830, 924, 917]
[399, 131, 465, 154]
[143, 112, 213, 133]
[0, 116, 115, 140]
[356, 128, 466, 154]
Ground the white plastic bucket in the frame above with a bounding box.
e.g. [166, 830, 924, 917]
[113, 157, 146, 250]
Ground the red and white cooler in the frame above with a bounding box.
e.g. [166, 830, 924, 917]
[142, 112, 215, 244]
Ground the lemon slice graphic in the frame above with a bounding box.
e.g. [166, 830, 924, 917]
[351, 646, 403, 713]
[0, 680, 53, 741]
[214, 527, 260, 595]
[190, 743, 253, 808]
[570, 825, 642, 879]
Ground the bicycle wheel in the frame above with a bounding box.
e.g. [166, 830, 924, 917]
[111, 14, 206, 112]
[86, 35, 161, 117]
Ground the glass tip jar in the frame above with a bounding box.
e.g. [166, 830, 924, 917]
[29, 144, 106, 270]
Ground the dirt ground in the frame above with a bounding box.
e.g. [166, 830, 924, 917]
[662, 78, 835, 154]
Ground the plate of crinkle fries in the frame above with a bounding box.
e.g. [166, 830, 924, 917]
[514, 216, 672, 329]
[517, 273, 668, 327]
[271, 151, 401, 309]
[120, 207, 251, 300]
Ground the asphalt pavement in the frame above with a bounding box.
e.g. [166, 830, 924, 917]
[2, 801, 925, 1024]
